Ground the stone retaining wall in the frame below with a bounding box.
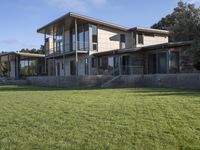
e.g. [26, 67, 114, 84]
[27, 76, 113, 88]
[108, 74, 200, 90]
[0, 79, 28, 85]
[1, 74, 200, 90]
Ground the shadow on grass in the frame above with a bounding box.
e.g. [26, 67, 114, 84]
[126, 88, 200, 97]
[0, 85, 199, 97]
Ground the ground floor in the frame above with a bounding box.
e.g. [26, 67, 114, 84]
[0, 52, 45, 79]
[47, 42, 199, 77]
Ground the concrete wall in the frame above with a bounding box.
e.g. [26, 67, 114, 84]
[137, 34, 168, 47]
[97, 26, 132, 52]
[108, 74, 200, 90]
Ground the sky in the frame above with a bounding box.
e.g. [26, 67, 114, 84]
[0, 0, 199, 52]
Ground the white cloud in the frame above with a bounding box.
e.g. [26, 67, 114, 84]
[43, 0, 107, 12]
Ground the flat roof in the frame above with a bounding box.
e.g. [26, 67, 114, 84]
[37, 12, 170, 35]
[118, 41, 192, 53]
[0, 52, 45, 58]
[93, 41, 192, 56]
[130, 27, 170, 35]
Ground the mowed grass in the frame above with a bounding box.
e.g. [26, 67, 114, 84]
[0, 86, 200, 150]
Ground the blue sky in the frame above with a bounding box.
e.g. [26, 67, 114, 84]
[0, 0, 199, 52]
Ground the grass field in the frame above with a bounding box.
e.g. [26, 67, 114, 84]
[0, 85, 200, 149]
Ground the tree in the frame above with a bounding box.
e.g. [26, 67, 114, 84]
[20, 45, 45, 54]
[0, 62, 8, 77]
[152, 1, 200, 70]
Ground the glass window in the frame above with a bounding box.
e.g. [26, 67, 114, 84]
[120, 34, 126, 43]
[108, 57, 114, 69]
[91, 25, 98, 50]
[170, 52, 179, 73]
[20, 60, 36, 76]
[56, 35, 63, 53]
[71, 29, 76, 51]
[78, 26, 84, 51]
[71, 24, 89, 51]
[138, 33, 144, 44]
[120, 34, 126, 49]
[158, 53, 167, 74]
[84, 24, 89, 51]
[91, 57, 97, 68]
[70, 60, 76, 75]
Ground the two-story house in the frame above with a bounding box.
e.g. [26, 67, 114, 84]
[37, 12, 194, 77]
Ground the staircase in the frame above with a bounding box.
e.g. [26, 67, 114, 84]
[101, 67, 121, 88]
[101, 75, 121, 88]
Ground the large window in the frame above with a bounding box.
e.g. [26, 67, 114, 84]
[70, 60, 76, 75]
[158, 53, 167, 74]
[138, 33, 144, 44]
[91, 25, 98, 50]
[120, 34, 126, 49]
[20, 60, 36, 76]
[71, 24, 89, 51]
[91, 57, 97, 68]
[148, 52, 167, 74]
[170, 52, 179, 73]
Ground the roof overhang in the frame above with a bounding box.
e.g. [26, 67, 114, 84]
[92, 41, 192, 56]
[118, 41, 192, 54]
[130, 27, 170, 35]
[0, 52, 45, 60]
[37, 12, 129, 35]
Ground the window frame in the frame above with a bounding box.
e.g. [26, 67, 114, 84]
[138, 33, 144, 45]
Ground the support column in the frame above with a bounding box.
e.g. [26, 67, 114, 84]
[119, 55, 122, 75]
[53, 26, 56, 76]
[15, 56, 17, 79]
[28, 59, 30, 76]
[44, 31, 47, 74]
[75, 19, 78, 76]
[8, 55, 10, 78]
[167, 50, 171, 73]
[18, 56, 21, 78]
[63, 25, 66, 76]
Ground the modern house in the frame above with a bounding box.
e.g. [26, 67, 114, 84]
[36, 12, 196, 77]
[0, 52, 45, 79]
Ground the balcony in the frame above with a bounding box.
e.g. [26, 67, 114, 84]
[45, 42, 90, 58]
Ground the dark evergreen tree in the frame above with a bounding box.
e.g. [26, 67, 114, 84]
[152, 1, 200, 70]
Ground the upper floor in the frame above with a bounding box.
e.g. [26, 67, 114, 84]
[37, 12, 169, 57]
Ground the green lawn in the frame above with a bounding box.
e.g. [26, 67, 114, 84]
[0, 86, 200, 150]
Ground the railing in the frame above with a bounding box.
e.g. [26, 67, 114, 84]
[121, 65, 144, 75]
[45, 41, 134, 56]
[98, 67, 120, 76]
[45, 42, 90, 56]
[98, 66, 144, 76]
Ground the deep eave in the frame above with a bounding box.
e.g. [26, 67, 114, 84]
[130, 27, 170, 35]
[37, 12, 129, 34]
[92, 41, 192, 56]
[0, 52, 45, 58]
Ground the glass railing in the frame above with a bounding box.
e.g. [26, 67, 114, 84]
[45, 42, 90, 56]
